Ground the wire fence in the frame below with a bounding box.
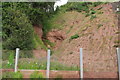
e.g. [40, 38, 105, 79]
[2, 48, 120, 79]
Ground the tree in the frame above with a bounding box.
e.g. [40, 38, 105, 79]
[2, 2, 55, 50]
[2, 4, 34, 50]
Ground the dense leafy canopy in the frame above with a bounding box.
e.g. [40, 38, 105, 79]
[2, 2, 54, 50]
[2, 6, 34, 50]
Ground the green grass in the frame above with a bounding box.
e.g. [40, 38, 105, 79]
[2, 50, 15, 61]
[3, 59, 80, 71]
[2, 50, 33, 61]
[30, 71, 45, 79]
[2, 60, 14, 69]
[2, 71, 23, 78]
[15, 59, 80, 71]
[44, 14, 65, 31]
[50, 61, 80, 71]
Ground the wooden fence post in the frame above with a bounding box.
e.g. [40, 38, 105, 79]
[80, 48, 83, 80]
[14, 48, 20, 72]
[46, 49, 51, 78]
[117, 48, 120, 80]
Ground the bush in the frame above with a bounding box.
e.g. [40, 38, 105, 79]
[70, 34, 79, 40]
[30, 71, 45, 79]
[2, 71, 23, 78]
[18, 59, 47, 70]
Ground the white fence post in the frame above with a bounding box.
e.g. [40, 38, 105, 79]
[46, 49, 51, 78]
[80, 48, 83, 80]
[14, 48, 20, 72]
[117, 48, 120, 80]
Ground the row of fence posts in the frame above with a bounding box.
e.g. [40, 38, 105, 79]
[14, 48, 120, 79]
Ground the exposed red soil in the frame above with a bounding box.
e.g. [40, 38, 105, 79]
[46, 29, 66, 49]
[34, 25, 43, 38]
[52, 3, 118, 72]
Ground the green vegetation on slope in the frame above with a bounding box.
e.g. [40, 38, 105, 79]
[34, 33, 47, 50]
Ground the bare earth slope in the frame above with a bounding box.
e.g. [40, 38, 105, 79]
[48, 3, 119, 72]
